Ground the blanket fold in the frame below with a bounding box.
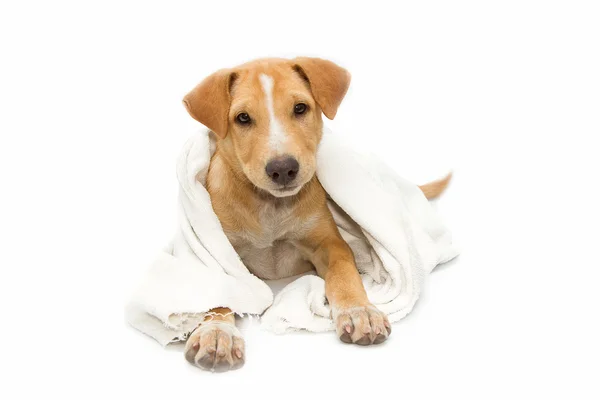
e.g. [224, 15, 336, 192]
[125, 128, 458, 346]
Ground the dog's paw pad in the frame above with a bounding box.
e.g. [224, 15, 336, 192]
[333, 305, 391, 345]
[184, 322, 245, 372]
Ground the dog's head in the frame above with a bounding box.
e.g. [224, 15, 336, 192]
[183, 57, 350, 197]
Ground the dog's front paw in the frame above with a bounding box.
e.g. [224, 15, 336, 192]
[333, 305, 391, 345]
[184, 322, 245, 372]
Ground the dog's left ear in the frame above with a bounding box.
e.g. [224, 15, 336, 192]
[292, 57, 351, 120]
[183, 69, 237, 139]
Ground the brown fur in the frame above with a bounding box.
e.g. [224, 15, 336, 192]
[419, 172, 452, 200]
[182, 57, 450, 370]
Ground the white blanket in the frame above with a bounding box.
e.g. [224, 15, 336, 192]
[125, 128, 459, 346]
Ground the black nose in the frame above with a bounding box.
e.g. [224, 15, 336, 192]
[265, 157, 300, 185]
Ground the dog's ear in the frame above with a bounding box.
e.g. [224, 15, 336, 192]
[183, 69, 237, 139]
[292, 57, 351, 120]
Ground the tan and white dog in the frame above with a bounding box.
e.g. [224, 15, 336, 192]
[181, 57, 451, 371]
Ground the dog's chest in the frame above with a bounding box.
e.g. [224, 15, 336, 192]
[230, 201, 310, 248]
[225, 202, 315, 280]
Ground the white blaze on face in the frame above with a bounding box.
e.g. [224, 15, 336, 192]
[259, 74, 288, 153]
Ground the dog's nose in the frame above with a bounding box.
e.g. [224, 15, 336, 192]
[265, 157, 299, 185]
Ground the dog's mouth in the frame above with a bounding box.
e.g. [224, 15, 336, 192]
[276, 185, 299, 193]
[267, 185, 302, 198]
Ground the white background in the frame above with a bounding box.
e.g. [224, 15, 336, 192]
[1, 1, 599, 399]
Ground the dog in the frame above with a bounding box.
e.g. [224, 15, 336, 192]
[180, 57, 451, 371]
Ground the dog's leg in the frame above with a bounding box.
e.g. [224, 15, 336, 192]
[299, 220, 391, 345]
[183, 307, 245, 371]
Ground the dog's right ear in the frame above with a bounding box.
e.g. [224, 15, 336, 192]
[183, 69, 237, 139]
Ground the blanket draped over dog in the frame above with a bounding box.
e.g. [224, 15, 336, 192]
[125, 128, 459, 346]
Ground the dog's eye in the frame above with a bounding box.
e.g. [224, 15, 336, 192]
[294, 103, 307, 115]
[236, 113, 251, 124]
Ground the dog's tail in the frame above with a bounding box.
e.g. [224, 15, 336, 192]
[419, 172, 453, 200]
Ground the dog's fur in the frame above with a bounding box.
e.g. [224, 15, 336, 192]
[181, 58, 450, 371]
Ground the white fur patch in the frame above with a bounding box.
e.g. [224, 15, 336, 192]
[259, 74, 288, 153]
